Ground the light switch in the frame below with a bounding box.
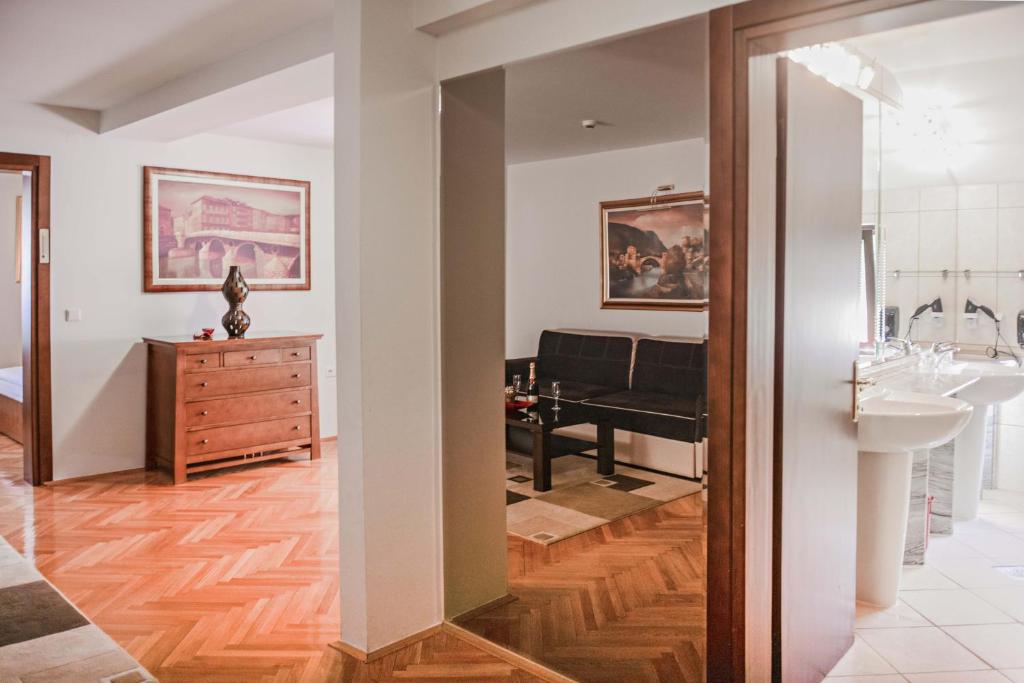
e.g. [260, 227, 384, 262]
[65, 308, 82, 322]
[325, 367, 336, 378]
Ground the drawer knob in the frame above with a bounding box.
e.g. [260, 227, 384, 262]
[200, 438, 209, 445]
[248, 355, 257, 360]
[200, 410, 208, 416]
[292, 373, 300, 379]
[293, 425, 301, 430]
[200, 381, 208, 387]
[293, 400, 302, 405]
[291, 352, 300, 357]
[199, 359, 207, 364]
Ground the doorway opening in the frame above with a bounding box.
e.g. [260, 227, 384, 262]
[440, 16, 712, 682]
[714, 0, 1023, 679]
[0, 153, 52, 486]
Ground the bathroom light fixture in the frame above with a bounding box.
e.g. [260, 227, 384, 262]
[785, 42, 901, 109]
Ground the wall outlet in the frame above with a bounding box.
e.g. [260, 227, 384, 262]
[325, 367, 336, 378]
[65, 308, 82, 322]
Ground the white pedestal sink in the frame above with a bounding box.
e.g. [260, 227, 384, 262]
[940, 361, 1024, 521]
[857, 388, 973, 606]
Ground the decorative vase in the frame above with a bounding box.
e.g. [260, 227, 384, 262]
[221, 266, 251, 338]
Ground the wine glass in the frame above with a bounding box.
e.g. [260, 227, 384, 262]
[551, 380, 561, 412]
[512, 374, 522, 398]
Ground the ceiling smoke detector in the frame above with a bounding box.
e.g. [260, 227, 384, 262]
[581, 119, 598, 129]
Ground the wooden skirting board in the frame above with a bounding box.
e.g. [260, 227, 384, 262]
[329, 620, 576, 682]
[329, 624, 443, 663]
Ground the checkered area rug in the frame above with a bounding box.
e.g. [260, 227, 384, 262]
[0, 536, 155, 682]
[505, 452, 702, 545]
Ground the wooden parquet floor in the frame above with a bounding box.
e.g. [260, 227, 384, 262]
[0, 435, 705, 682]
[460, 492, 707, 683]
[0, 435, 539, 682]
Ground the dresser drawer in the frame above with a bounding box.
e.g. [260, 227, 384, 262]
[184, 352, 220, 373]
[186, 388, 311, 427]
[223, 348, 282, 367]
[186, 416, 312, 458]
[282, 346, 311, 362]
[185, 364, 311, 399]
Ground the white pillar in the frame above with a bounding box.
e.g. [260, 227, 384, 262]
[334, 0, 443, 654]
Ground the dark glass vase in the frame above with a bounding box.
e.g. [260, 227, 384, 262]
[221, 266, 251, 338]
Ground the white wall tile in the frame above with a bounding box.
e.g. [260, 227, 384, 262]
[999, 183, 1024, 208]
[882, 187, 920, 213]
[920, 185, 958, 211]
[884, 212, 920, 271]
[919, 211, 957, 270]
[959, 184, 998, 210]
[999, 395, 1024, 428]
[863, 189, 879, 215]
[957, 209, 998, 271]
[998, 208, 1024, 272]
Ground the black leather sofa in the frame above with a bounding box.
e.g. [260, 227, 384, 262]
[583, 337, 706, 443]
[506, 330, 707, 444]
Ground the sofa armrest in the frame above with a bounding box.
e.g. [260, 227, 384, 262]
[505, 356, 536, 385]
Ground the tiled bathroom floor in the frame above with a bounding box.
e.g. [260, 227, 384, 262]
[827, 489, 1024, 682]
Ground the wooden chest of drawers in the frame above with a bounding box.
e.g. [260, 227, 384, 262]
[143, 332, 323, 484]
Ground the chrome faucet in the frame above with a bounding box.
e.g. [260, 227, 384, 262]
[885, 338, 914, 357]
[931, 341, 959, 365]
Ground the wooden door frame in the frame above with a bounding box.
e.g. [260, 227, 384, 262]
[705, 1, 990, 679]
[0, 152, 52, 485]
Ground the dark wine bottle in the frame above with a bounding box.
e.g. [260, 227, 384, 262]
[527, 361, 539, 404]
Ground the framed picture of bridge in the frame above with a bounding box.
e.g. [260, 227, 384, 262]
[599, 191, 708, 311]
[143, 166, 311, 292]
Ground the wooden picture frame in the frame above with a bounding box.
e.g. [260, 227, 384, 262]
[600, 191, 709, 311]
[143, 166, 311, 292]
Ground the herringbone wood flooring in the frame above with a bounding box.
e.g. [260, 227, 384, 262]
[0, 435, 540, 682]
[0, 435, 705, 682]
[461, 492, 707, 683]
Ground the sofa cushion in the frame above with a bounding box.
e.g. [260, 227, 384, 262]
[536, 330, 634, 392]
[584, 390, 699, 442]
[631, 338, 706, 400]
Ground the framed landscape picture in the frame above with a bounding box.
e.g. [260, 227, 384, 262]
[143, 166, 311, 292]
[600, 191, 708, 311]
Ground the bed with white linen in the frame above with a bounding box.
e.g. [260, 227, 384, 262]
[0, 366, 23, 443]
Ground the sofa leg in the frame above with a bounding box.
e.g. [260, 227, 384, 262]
[597, 421, 615, 476]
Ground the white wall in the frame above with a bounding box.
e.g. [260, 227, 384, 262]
[0, 101, 336, 480]
[0, 172, 22, 368]
[507, 139, 707, 477]
[506, 138, 708, 358]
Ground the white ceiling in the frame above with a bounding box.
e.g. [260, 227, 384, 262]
[505, 17, 708, 165]
[213, 97, 334, 148]
[0, 0, 332, 110]
[850, 3, 1024, 188]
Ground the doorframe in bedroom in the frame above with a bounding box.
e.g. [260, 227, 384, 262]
[0, 152, 52, 485]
